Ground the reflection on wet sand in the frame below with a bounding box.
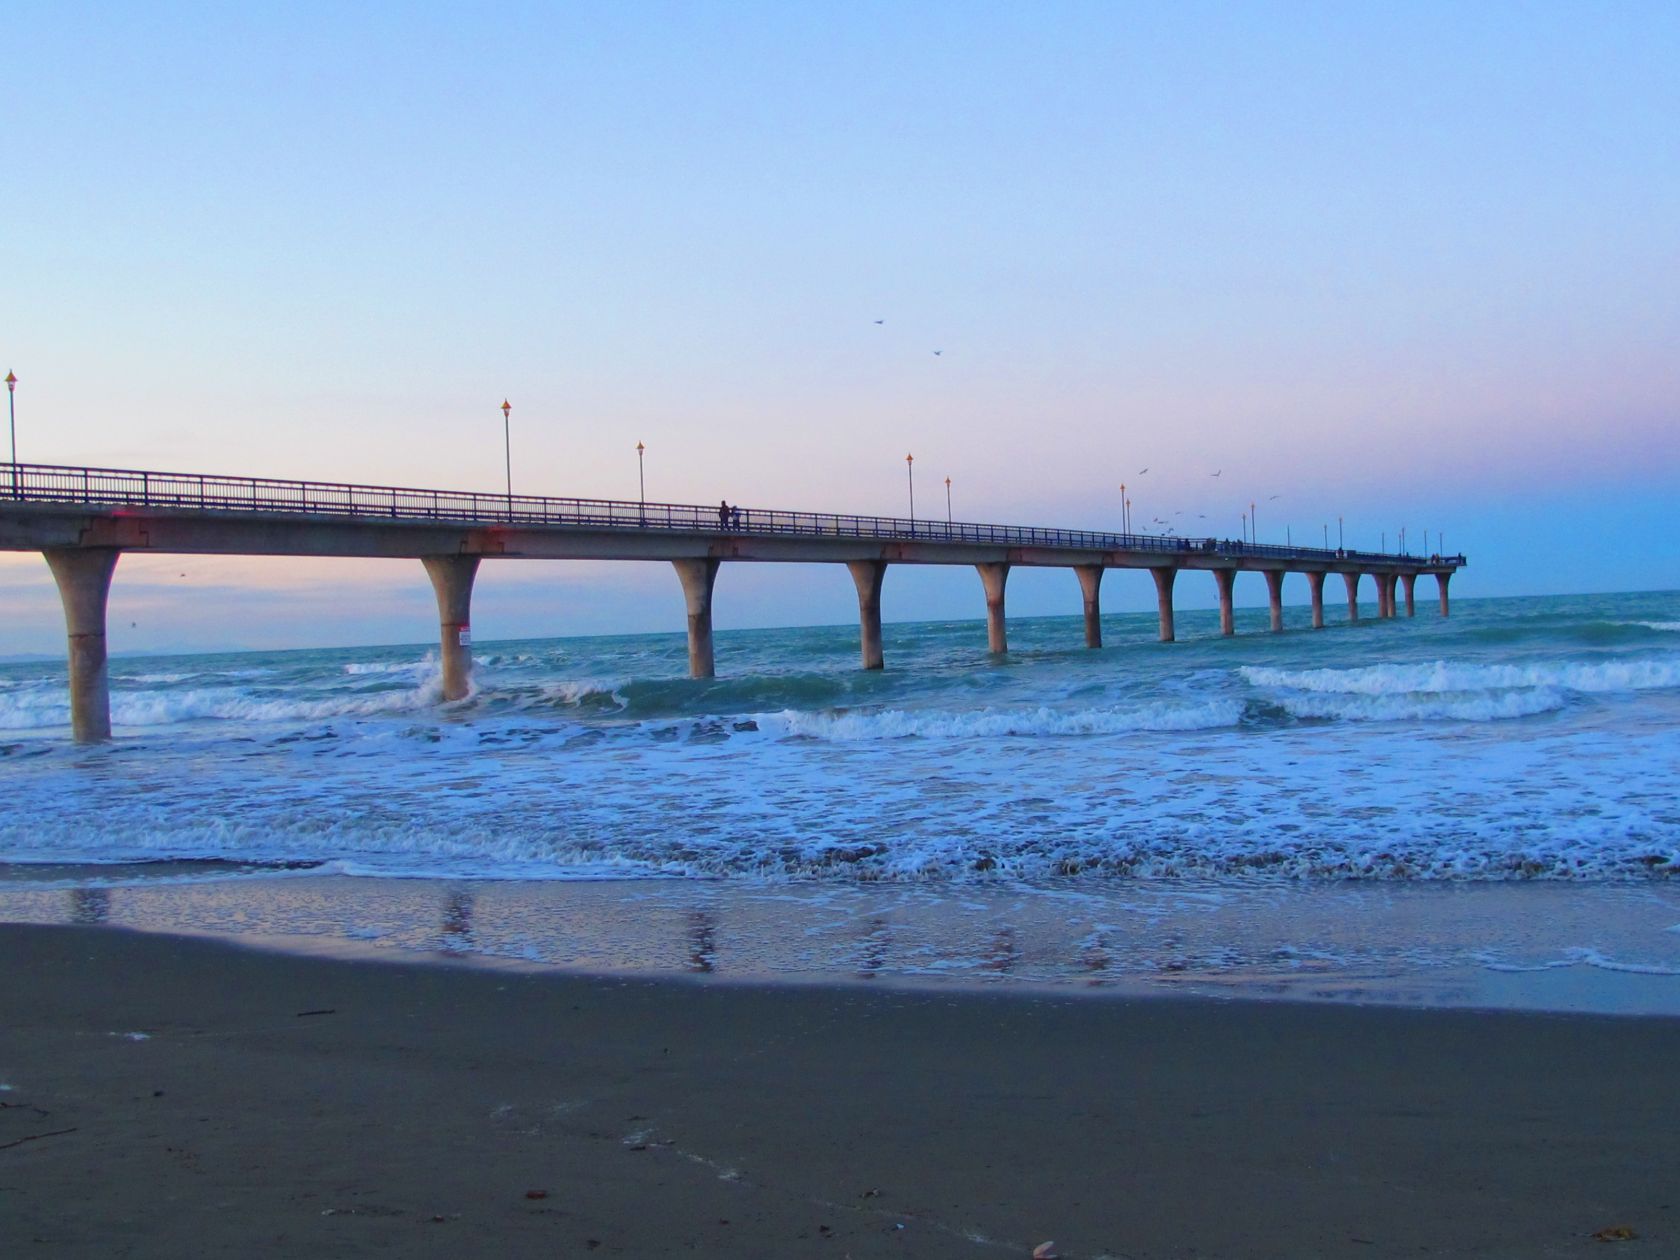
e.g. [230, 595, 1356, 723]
[441, 889, 475, 955]
[686, 909, 716, 973]
[69, 886, 111, 925]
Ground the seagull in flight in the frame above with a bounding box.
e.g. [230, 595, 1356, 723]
[1137, 467, 1148, 475]
[1210, 469, 1222, 477]
[1268, 494, 1281, 501]
[873, 319, 885, 324]
[932, 350, 943, 356]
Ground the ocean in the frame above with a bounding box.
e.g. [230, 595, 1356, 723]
[3, 589, 1679, 1009]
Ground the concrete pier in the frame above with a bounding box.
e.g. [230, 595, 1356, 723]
[1402, 573, 1417, 617]
[1075, 565, 1103, 648]
[1264, 570, 1286, 633]
[673, 558, 721, 678]
[1384, 573, 1400, 619]
[1308, 571, 1326, 629]
[1438, 570, 1452, 617]
[1375, 575, 1392, 620]
[976, 562, 1009, 653]
[1214, 569, 1236, 636]
[847, 560, 888, 670]
[44, 548, 120, 743]
[1343, 571, 1362, 623]
[1152, 567, 1177, 642]
[421, 555, 480, 701]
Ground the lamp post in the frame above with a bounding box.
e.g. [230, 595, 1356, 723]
[1119, 481, 1127, 533]
[1241, 512, 1248, 545]
[1323, 523, 1329, 549]
[1250, 500, 1257, 545]
[636, 441, 646, 523]
[500, 399, 512, 515]
[905, 452, 915, 522]
[1337, 515, 1344, 551]
[5, 371, 15, 498]
[944, 475, 952, 524]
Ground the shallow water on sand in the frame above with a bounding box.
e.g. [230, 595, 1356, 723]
[2, 590, 1679, 1007]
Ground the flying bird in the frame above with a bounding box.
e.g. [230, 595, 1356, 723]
[1210, 469, 1222, 477]
[1268, 494, 1281, 501]
[873, 319, 884, 325]
[932, 350, 943, 356]
[1137, 467, 1148, 475]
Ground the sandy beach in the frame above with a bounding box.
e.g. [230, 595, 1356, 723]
[4, 922, 1677, 1258]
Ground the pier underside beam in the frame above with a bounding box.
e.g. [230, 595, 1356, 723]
[1264, 570, 1286, 633]
[1214, 569, 1236, 636]
[976, 562, 1009, 654]
[673, 558, 721, 678]
[1152, 568, 1177, 642]
[44, 547, 120, 743]
[1402, 573, 1417, 617]
[1308, 571, 1325, 629]
[847, 560, 888, 670]
[421, 555, 481, 702]
[1343, 572, 1362, 623]
[1075, 565, 1103, 648]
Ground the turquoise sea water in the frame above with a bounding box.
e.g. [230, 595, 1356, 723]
[3, 591, 1679, 1005]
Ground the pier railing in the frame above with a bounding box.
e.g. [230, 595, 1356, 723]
[2, 462, 1463, 568]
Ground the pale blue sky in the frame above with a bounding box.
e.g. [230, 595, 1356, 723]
[3, 1, 1677, 653]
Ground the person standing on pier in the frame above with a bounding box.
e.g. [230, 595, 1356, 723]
[719, 500, 731, 529]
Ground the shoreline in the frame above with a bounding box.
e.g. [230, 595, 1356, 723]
[5, 919, 1679, 1257]
[4, 870, 1679, 1018]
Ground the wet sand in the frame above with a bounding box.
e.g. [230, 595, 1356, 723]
[3, 922, 1677, 1258]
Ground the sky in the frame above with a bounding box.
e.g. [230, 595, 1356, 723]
[3, 1, 1677, 654]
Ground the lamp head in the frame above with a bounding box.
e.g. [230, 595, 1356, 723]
[500, 399, 511, 419]
[636, 441, 644, 453]
[905, 452, 913, 465]
[4, 372, 14, 392]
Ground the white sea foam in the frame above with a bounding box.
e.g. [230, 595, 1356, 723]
[1273, 688, 1566, 723]
[0, 680, 445, 730]
[756, 698, 1245, 741]
[1635, 621, 1680, 633]
[1243, 658, 1680, 697]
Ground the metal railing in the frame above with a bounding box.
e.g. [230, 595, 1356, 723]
[2, 462, 1464, 568]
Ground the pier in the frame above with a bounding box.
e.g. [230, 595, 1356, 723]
[1, 463, 1465, 742]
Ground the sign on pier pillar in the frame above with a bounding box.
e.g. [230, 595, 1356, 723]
[847, 560, 888, 670]
[1152, 567, 1177, 642]
[975, 563, 1009, 654]
[673, 558, 721, 678]
[421, 555, 480, 702]
[44, 548, 120, 743]
[1264, 570, 1286, 633]
[1074, 565, 1103, 648]
[1214, 569, 1236, 636]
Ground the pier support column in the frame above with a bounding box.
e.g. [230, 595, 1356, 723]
[1075, 565, 1103, 648]
[1343, 571, 1362, 623]
[1152, 567, 1177, 642]
[1264, 570, 1285, 633]
[1402, 573, 1417, 617]
[1307, 571, 1325, 629]
[1384, 574, 1400, 619]
[847, 560, 888, 670]
[673, 558, 721, 678]
[1437, 570, 1452, 618]
[976, 563, 1009, 654]
[44, 548, 120, 743]
[421, 555, 481, 701]
[1214, 569, 1236, 636]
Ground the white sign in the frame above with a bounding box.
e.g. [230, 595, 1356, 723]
[458, 627, 472, 646]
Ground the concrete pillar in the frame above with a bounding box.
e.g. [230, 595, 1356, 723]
[976, 562, 1009, 654]
[673, 558, 721, 678]
[1075, 565, 1103, 648]
[1343, 571, 1361, 623]
[1152, 567, 1177, 642]
[1437, 570, 1452, 618]
[1214, 569, 1236, 636]
[1381, 574, 1398, 619]
[1264, 570, 1285, 633]
[421, 555, 480, 702]
[44, 548, 121, 743]
[1375, 575, 1390, 619]
[847, 560, 888, 670]
[1402, 573, 1417, 617]
[1307, 571, 1326, 629]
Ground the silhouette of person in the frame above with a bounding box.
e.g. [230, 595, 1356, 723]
[719, 500, 730, 529]
[731, 505, 742, 529]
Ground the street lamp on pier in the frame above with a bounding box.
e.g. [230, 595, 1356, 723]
[636, 441, 646, 523]
[1119, 481, 1127, 533]
[944, 475, 952, 524]
[500, 399, 512, 515]
[1338, 515, 1344, 551]
[1250, 500, 1257, 545]
[5, 371, 15, 498]
[905, 452, 915, 522]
